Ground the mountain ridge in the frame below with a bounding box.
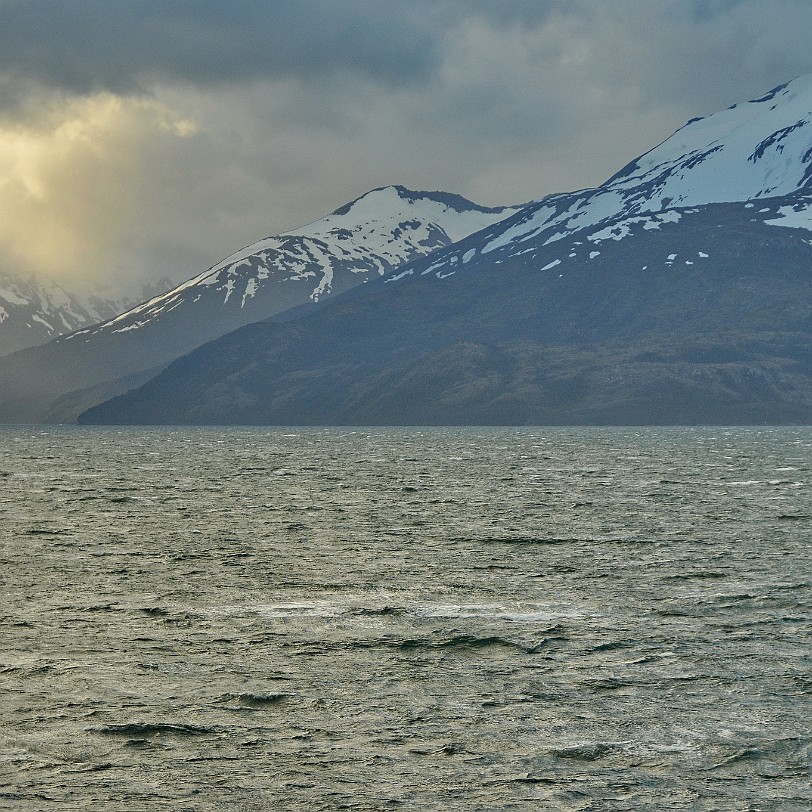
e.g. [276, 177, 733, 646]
[80, 199, 812, 425]
[0, 187, 519, 422]
[78, 75, 812, 426]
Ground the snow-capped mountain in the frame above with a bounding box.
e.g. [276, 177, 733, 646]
[69, 186, 516, 344]
[80, 199, 812, 426]
[78, 76, 812, 426]
[395, 75, 812, 282]
[0, 269, 137, 357]
[0, 187, 518, 422]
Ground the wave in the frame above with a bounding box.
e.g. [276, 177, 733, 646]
[223, 692, 289, 708]
[394, 634, 557, 654]
[90, 722, 214, 737]
[470, 536, 583, 545]
[350, 606, 406, 617]
[551, 742, 623, 761]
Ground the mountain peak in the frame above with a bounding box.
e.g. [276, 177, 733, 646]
[0, 268, 138, 356]
[607, 73, 812, 200]
[329, 185, 513, 218]
[289, 185, 519, 245]
[88, 184, 516, 343]
[0, 182, 520, 422]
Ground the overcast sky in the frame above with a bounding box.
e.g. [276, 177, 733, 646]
[2, 0, 812, 296]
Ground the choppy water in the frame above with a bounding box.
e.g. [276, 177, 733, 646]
[1, 426, 810, 811]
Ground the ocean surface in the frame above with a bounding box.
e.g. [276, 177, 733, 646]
[1, 426, 810, 811]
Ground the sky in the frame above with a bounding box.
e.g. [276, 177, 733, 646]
[1, 0, 812, 298]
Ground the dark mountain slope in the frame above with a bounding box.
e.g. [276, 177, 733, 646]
[80, 202, 812, 425]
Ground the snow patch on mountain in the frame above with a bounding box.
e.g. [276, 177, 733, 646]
[0, 286, 29, 306]
[481, 204, 559, 254]
[765, 199, 812, 231]
[587, 211, 684, 244]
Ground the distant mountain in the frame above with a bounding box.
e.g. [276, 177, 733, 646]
[80, 76, 812, 426]
[0, 187, 517, 422]
[0, 269, 139, 357]
[68, 185, 517, 343]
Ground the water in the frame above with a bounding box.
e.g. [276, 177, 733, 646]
[1, 426, 810, 811]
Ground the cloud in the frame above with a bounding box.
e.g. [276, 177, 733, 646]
[1, 1, 812, 298]
[0, 0, 444, 98]
[1, 0, 811, 108]
[0, 93, 196, 290]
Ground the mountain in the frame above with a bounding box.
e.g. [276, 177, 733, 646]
[80, 76, 812, 426]
[0, 269, 140, 357]
[66, 185, 517, 343]
[0, 187, 516, 422]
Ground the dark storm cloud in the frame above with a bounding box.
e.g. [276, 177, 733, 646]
[0, 0, 598, 101]
[2, 0, 808, 110]
[0, 0, 446, 95]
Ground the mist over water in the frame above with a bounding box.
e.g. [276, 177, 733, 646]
[1, 426, 810, 810]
